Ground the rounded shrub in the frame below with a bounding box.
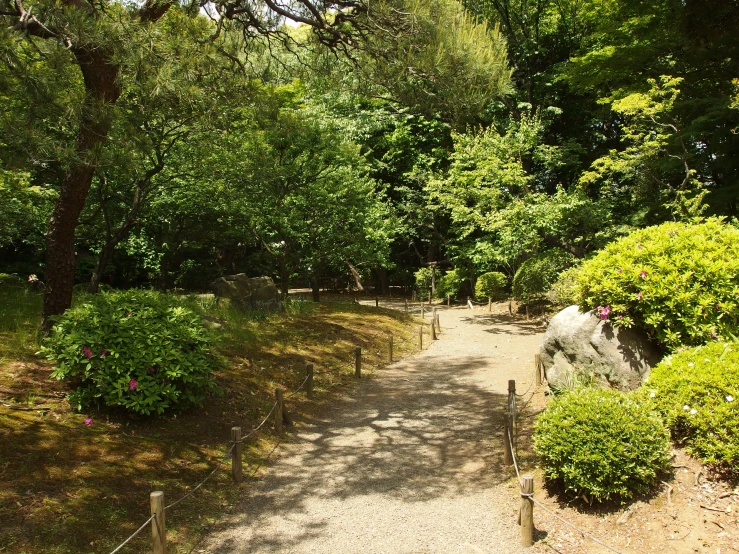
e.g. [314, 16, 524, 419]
[475, 271, 507, 302]
[645, 342, 739, 470]
[41, 289, 218, 416]
[548, 265, 580, 308]
[576, 218, 739, 350]
[414, 267, 432, 300]
[534, 388, 671, 503]
[513, 250, 575, 303]
[436, 269, 463, 300]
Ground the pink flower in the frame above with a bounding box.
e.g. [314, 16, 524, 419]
[637, 292, 643, 301]
[639, 270, 648, 279]
[712, 332, 718, 339]
[149, 367, 156, 374]
[129, 379, 138, 391]
[100, 349, 109, 357]
[82, 347, 93, 359]
[84, 418, 93, 425]
[617, 269, 623, 274]
[597, 305, 611, 320]
[637, 243, 644, 250]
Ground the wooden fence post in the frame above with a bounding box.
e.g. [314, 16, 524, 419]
[488, 298, 492, 312]
[503, 413, 513, 466]
[431, 317, 437, 340]
[508, 379, 516, 440]
[534, 354, 541, 386]
[150, 491, 166, 554]
[306, 363, 314, 399]
[418, 326, 423, 350]
[447, 294, 450, 307]
[520, 474, 534, 547]
[435, 312, 441, 332]
[404, 299, 408, 313]
[355, 347, 362, 378]
[509, 299, 512, 315]
[231, 427, 242, 484]
[412, 290, 416, 302]
[375, 296, 379, 307]
[275, 388, 284, 433]
[388, 335, 393, 363]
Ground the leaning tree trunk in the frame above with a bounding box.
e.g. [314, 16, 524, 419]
[42, 48, 121, 330]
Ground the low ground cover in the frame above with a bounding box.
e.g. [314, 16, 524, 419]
[0, 288, 418, 554]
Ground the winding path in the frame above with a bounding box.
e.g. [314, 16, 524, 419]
[202, 304, 545, 554]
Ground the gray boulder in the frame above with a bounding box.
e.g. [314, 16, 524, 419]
[540, 305, 661, 390]
[210, 275, 281, 311]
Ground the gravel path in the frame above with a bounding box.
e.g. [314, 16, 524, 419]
[202, 305, 546, 554]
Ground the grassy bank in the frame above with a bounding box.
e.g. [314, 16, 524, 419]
[0, 289, 420, 554]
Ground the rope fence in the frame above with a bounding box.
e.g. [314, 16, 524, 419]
[106, 298, 437, 554]
[503, 357, 628, 553]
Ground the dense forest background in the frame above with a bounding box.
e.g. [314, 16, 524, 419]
[2, 0, 738, 318]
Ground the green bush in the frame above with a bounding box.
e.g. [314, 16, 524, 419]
[548, 265, 580, 308]
[513, 250, 575, 303]
[534, 388, 671, 503]
[0, 273, 25, 289]
[414, 267, 432, 300]
[576, 218, 739, 350]
[41, 289, 218, 416]
[436, 269, 463, 300]
[475, 271, 507, 301]
[645, 342, 739, 469]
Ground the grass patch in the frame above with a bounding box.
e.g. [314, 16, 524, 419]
[0, 289, 419, 554]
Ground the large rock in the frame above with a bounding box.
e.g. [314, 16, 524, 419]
[210, 275, 281, 311]
[540, 305, 661, 390]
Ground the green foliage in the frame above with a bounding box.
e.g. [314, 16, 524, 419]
[513, 250, 574, 303]
[41, 290, 218, 416]
[0, 273, 25, 289]
[548, 265, 581, 308]
[645, 342, 739, 469]
[0, 169, 55, 249]
[534, 388, 671, 503]
[414, 267, 432, 300]
[436, 269, 463, 300]
[576, 218, 739, 350]
[475, 271, 507, 301]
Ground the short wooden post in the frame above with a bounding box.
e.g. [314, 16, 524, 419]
[404, 299, 408, 313]
[447, 294, 450, 307]
[467, 299, 474, 309]
[431, 318, 437, 340]
[503, 414, 513, 466]
[508, 379, 516, 438]
[388, 335, 393, 363]
[355, 346, 361, 378]
[418, 326, 423, 350]
[275, 388, 284, 433]
[306, 363, 314, 399]
[150, 491, 166, 554]
[488, 298, 492, 312]
[231, 427, 242, 483]
[375, 296, 379, 308]
[534, 354, 541, 386]
[520, 474, 534, 547]
[526, 304, 530, 320]
[354, 296, 358, 304]
[509, 300, 512, 315]
[435, 313, 441, 332]
[412, 290, 416, 302]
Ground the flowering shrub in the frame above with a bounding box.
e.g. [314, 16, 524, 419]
[513, 250, 575, 303]
[474, 271, 507, 302]
[534, 388, 671, 503]
[576, 218, 739, 350]
[644, 341, 739, 470]
[41, 290, 218, 416]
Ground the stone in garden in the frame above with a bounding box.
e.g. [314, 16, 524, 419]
[210, 274, 281, 311]
[540, 305, 661, 390]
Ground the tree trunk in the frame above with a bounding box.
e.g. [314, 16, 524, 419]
[311, 273, 320, 302]
[346, 260, 364, 292]
[279, 256, 289, 296]
[88, 241, 116, 293]
[375, 267, 390, 296]
[42, 47, 121, 330]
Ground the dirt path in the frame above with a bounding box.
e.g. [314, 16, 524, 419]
[201, 304, 545, 554]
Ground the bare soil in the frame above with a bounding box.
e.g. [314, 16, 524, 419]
[201, 301, 739, 554]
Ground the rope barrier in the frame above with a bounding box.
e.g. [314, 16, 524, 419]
[506, 414, 628, 554]
[286, 374, 310, 398]
[108, 514, 155, 554]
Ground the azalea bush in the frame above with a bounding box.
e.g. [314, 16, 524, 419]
[644, 341, 739, 470]
[534, 388, 671, 503]
[475, 271, 507, 302]
[41, 289, 218, 415]
[576, 218, 739, 350]
[436, 269, 464, 300]
[548, 265, 580, 308]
